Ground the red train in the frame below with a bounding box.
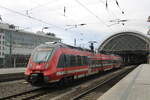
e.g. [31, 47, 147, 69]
[24, 42, 122, 85]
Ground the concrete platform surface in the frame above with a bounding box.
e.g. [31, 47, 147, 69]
[0, 67, 25, 75]
[97, 64, 150, 100]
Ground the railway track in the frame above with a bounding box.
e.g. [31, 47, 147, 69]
[1, 87, 46, 100]
[1, 85, 75, 100]
[0, 82, 73, 100]
[0, 66, 135, 100]
[71, 67, 134, 100]
[52, 66, 135, 100]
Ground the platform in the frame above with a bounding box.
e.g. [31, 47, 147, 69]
[0, 67, 25, 75]
[97, 64, 150, 100]
[0, 67, 25, 82]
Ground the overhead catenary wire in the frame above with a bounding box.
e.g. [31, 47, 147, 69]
[28, 0, 64, 17]
[102, 0, 125, 15]
[115, 0, 124, 14]
[28, 0, 59, 11]
[98, 0, 118, 19]
[74, 0, 113, 31]
[0, 5, 64, 30]
[99, 0, 124, 18]
[98, 0, 127, 27]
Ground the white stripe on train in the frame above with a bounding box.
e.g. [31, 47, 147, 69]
[56, 64, 115, 76]
[56, 68, 88, 75]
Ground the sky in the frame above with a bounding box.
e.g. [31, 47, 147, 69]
[0, 0, 149, 49]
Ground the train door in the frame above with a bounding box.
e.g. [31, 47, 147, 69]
[101, 55, 105, 71]
[62, 54, 68, 76]
[87, 56, 92, 75]
[57, 54, 68, 75]
[99, 55, 104, 72]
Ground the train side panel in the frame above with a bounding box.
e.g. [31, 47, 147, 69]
[24, 43, 122, 85]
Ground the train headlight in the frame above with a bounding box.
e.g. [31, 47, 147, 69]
[29, 63, 32, 68]
[45, 63, 49, 69]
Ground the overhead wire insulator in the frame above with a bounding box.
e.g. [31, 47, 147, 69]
[106, 0, 108, 9]
[115, 0, 124, 14]
[64, 6, 66, 16]
[0, 15, 2, 21]
[115, 0, 119, 7]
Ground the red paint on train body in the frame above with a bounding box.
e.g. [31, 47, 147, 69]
[24, 42, 122, 85]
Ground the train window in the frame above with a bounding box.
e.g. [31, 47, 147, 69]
[95, 60, 98, 65]
[83, 56, 88, 65]
[81, 56, 84, 65]
[64, 55, 89, 67]
[98, 60, 101, 64]
[65, 54, 70, 67]
[102, 60, 117, 66]
[57, 54, 66, 68]
[70, 55, 76, 66]
[75, 55, 78, 66]
[96, 60, 99, 65]
[91, 60, 94, 65]
[102, 60, 107, 65]
[93, 60, 96, 65]
[77, 55, 82, 66]
[113, 60, 116, 63]
[32, 46, 53, 63]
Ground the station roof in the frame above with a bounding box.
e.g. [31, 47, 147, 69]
[98, 31, 150, 54]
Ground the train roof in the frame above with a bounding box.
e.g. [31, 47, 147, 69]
[38, 42, 121, 59]
[42, 42, 92, 52]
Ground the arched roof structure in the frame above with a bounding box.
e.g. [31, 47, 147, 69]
[98, 31, 150, 54]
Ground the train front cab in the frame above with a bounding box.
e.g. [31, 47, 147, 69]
[24, 44, 57, 84]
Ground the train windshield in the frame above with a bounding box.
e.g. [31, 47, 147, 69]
[32, 47, 53, 63]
